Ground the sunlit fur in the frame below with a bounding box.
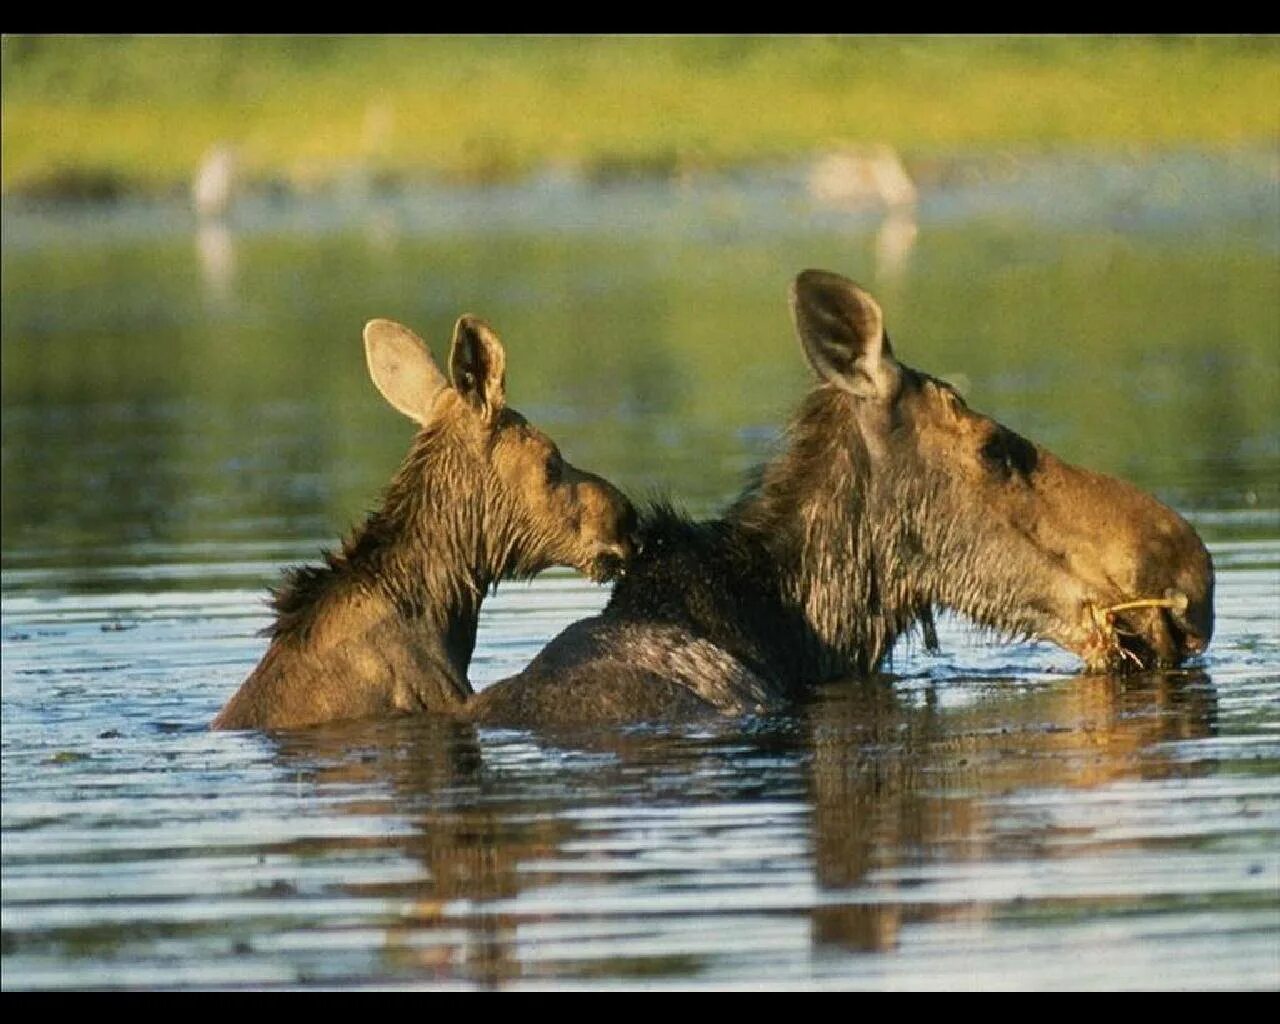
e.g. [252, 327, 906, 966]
[268, 412, 596, 644]
[213, 321, 635, 732]
[466, 271, 1213, 727]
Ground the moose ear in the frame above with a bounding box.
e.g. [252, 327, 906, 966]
[449, 315, 507, 418]
[363, 319, 449, 425]
[789, 269, 899, 400]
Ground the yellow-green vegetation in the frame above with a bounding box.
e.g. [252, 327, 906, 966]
[3, 34, 1277, 197]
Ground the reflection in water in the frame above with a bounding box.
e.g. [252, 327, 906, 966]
[362, 209, 400, 256]
[193, 142, 239, 307]
[2, 156, 1275, 988]
[272, 717, 572, 986]
[873, 206, 919, 281]
[806, 672, 1218, 955]
[195, 220, 236, 306]
[265, 671, 1218, 985]
[807, 143, 921, 282]
[3, 163, 1276, 547]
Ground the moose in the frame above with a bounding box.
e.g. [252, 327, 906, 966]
[215, 270, 1214, 733]
[212, 315, 637, 731]
[465, 270, 1215, 726]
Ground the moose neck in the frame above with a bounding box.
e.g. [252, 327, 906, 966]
[268, 423, 511, 706]
[730, 386, 922, 680]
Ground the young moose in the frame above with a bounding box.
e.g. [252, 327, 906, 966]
[212, 315, 637, 731]
[465, 270, 1215, 726]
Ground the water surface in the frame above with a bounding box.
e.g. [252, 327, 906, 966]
[3, 152, 1278, 989]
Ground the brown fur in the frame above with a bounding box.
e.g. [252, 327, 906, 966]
[467, 270, 1214, 727]
[212, 316, 636, 731]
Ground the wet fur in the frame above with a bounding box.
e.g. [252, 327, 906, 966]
[469, 388, 933, 725]
[218, 275, 1213, 732]
[467, 272, 1213, 727]
[212, 316, 636, 732]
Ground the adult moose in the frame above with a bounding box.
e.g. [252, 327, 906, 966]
[213, 315, 637, 731]
[467, 270, 1214, 725]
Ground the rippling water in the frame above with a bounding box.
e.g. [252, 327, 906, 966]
[3, 554, 1278, 989]
[3, 153, 1278, 989]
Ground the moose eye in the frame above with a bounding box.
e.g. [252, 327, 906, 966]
[981, 427, 1038, 480]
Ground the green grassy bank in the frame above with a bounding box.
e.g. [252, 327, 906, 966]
[2, 35, 1277, 198]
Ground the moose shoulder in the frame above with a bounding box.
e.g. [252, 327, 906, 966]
[468, 269, 1214, 726]
[212, 315, 636, 731]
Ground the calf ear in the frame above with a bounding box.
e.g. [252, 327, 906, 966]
[449, 315, 507, 418]
[789, 269, 900, 400]
[364, 319, 449, 425]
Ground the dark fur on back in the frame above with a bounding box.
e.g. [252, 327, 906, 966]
[471, 386, 940, 726]
[605, 504, 804, 691]
[469, 270, 1215, 726]
[606, 386, 930, 691]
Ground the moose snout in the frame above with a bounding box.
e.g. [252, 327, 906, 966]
[574, 473, 639, 582]
[1107, 512, 1215, 670]
[1051, 458, 1215, 672]
[1169, 590, 1212, 657]
[1163, 578, 1214, 663]
[1144, 516, 1215, 666]
[585, 534, 636, 584]
[1107, 588, 1210, 670]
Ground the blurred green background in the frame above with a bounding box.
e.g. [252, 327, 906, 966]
[3, 35, 1277, 196]
[2, 35, 1277, 588]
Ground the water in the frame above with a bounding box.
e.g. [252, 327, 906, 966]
[3, 151, 1278, 990]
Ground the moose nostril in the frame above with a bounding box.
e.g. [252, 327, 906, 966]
[1164, 608, 1206, 657]
[1162, 588, 1213, 657]
[590, 550, 627, 583]
[1173, 614, 1207, 654]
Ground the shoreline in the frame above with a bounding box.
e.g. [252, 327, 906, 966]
[6, 142, 1277, 210]
[4, 36, 1276, 202]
